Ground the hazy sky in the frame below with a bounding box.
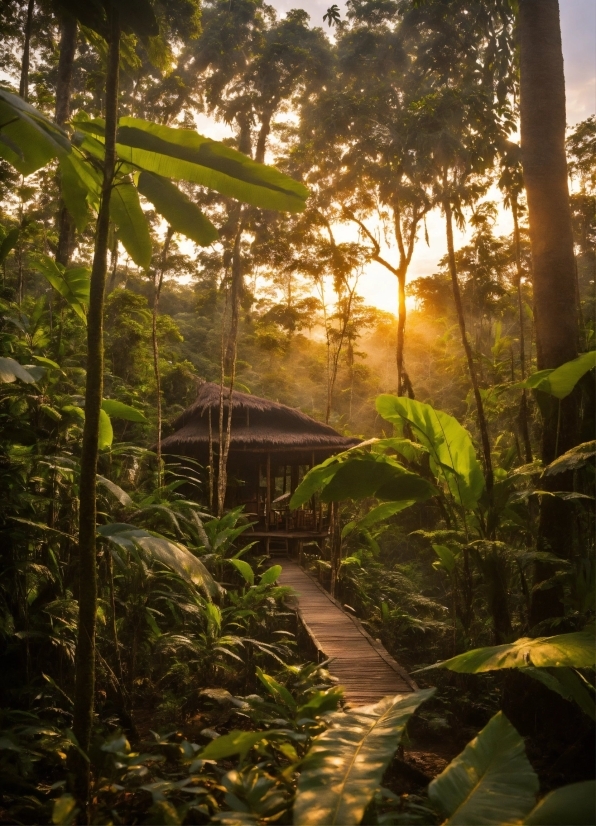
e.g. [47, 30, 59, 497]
[196, 1, 596, 310]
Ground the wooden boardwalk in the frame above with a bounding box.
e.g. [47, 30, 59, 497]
[278, 560, 416, 705]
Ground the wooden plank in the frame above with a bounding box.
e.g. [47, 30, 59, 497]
[278, 560, 417, 705]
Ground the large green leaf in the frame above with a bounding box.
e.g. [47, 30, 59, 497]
[291, 451, 436, 508]
[523, 781, 596, 825]
[294, 689, 434, 826]
[98, 409, 114, 450]
[102, 399, 147, 422]
[137, 171, 219, 246]
[376, 395, 485, 509]
[110, 177, 152, 269]
[342, 500, 417, 537]
[521, 666, 595, 721]
[523, 352, 596, 399]
[417, 631, 595, 673]
[0, 88, 70, 175]
[98, 524, 220, 597]
[290, 455, 340, 508]
[256, 666, 297, 711]
[259, 565, 282, 585]
[116, 118, 308, 212]
[0, 357, 37, 384]
[428, 712, 539, 825]
[72, 115, 308, 212]
[58, 152, 101, 230]
[199, 730, 283, 761]
[75, 114, 308, 213]
[229, 558, 254, 586]
[30, 254, 90, 322]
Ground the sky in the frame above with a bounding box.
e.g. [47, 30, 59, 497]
[195, 0, 596, 313]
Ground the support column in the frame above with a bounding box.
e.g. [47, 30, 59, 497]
[266, 452, 271, 529]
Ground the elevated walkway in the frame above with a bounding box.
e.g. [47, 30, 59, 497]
[278, 560, 417, 705]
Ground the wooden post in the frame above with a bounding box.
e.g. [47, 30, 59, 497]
[329, 501, 341, 598]
[266, 452, 271, 529]
[310, 451, 315, 529]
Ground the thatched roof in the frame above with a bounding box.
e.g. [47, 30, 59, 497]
[161, 382, 359, 460]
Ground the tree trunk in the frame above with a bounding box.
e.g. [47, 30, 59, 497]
[71, 8, 119, 810]
[224, 212, 244, 372]
[55, 14, 78, 267]
[19, 0, 35, 101]
[396, 267, 414, 398]
[519, 0, 579, 625]
[444, 198, 494, 498]
[152, 227, 174, 486]
[512, 202, 533, 463]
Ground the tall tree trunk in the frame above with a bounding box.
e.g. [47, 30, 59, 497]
[225, 210, 244, 372]
[512, 202, 533, 463]
[71, 8, 119, 810]
[519, 0, 579, 625]
[224, 116, 254, 371]
[152, 227, 174, 486]
[396, 267, 414, 398]
[444, 198, 494, 498]
[55, 13, 77, 267]
[19, 0, 35, 101]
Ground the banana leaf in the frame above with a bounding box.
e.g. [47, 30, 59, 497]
[76, 116, 309, 213]
[376, 395, 485, 509]
[110, 177, 152, 269]
[523, 780, 596, 825]
[428, 712, 539, 825]
[137, 171, 219, 245]
[294, 689, 434, 825]
[415, 631, 595, 673]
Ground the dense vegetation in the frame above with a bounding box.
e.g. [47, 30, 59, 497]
[0, 0, 594, 824]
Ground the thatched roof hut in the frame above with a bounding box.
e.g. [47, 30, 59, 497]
[161, 382, 359, 465]
[163, 383, 359, 539]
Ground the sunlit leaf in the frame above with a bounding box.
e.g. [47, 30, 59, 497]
[376, 395, 485, 509]
[229, 558, 254, 586]
[199, 729, 283, 760]
[98, 409, 113, 450]
[260, 564, 282, 585]
[110, 177, 152, 269]
[433, 544, 457, 573]
[256, 667, 297, 711]
[0, 88, 70, 175]
[102, 399, 147, 422]
[523, 352, 596, 399]
[137, 171, 219, 245]
[294, 690, 434, 825]
[428, 712, 539, 825]
[291, 451, 436, 508]
[52, 793, 78, 826]
[417, 631, 595, 673]
[116, 118, 309, 212]
[31, 254, 89, 322]
[98, 524, 220, 597]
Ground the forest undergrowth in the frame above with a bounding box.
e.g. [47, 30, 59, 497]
[0, 0, 595, 823]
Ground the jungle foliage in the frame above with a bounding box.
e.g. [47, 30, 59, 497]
[0, 0, 594, 823]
